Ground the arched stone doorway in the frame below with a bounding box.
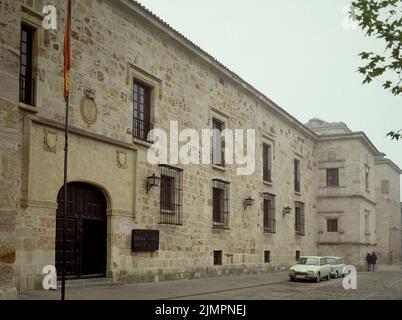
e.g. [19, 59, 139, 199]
[56, 182, 107, 279]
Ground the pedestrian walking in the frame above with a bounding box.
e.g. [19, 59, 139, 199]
[366, 252, 371, 271]
[371, 252, 378, 272]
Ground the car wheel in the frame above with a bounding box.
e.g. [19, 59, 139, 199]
[335, 271, 339, 279]
[326, 273, 330, 281]
[315, 273, 320, 283]
[290, 277, 296, 282]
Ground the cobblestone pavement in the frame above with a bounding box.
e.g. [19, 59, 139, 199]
[18, 263, 402, 300]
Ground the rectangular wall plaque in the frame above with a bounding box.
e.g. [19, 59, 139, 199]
[132, 229, 160, 252]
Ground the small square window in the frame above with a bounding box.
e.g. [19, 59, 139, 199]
[214, 250, 222, 265]
[326, 168, 339, 187]
[264, 251, 271, 263]
[327, 219, 338, 232]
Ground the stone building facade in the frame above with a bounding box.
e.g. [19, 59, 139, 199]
[0, 0, 400, 297]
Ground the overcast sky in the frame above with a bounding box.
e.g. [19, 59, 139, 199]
[137, 0, 402, 195]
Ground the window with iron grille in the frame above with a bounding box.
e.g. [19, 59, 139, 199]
[214, 250, 222, 265]
[264, 251, 271, 263]
[133, 81, 152, 142]
[295, 202, 305, 236]
[296, 250, 301, 261]
[212, 179, 230, 229]
[212, 118, 225, 167]
[263, 143, 272, 182]
[294, 159, 301, 192]
[263, 193, 276, 233]
[327, 219, 338, 232]
[159, 165, 183, 225]
[326, 168, 339, 187]
[19, 24, 35, 106]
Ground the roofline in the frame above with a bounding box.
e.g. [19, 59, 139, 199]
[375, 158, 402, 174]
[116, 0, 318, 141]
[316, 132, 381, 156]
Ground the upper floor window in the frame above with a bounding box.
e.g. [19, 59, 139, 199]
[365, 167, 370, 191]
[159, 165, 183, 225]
[294, 159, 301, 192]
[212, 118, 225, 167]
[327, 219, 338, 232]
[133, 81, 152, 142]
[19, 24, 36, 106]
[326, 168, 339, 187]
[295, 202, 305, 236]
[263, 193, 276, 233]
[263, 143, 272, 183]
[212, 179, 230, 229]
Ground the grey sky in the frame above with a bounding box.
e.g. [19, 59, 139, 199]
[137, 0, 402, 194]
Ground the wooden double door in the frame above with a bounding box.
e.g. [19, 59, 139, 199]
[56, 183, 107, 279]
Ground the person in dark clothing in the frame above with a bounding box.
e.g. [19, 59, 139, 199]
[371, 252, 378, 272]
[366, 252, 371, 271]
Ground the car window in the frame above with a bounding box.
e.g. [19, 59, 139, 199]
[297, 258, 319, 266]
[320, 258, 326, 266]
[326, 258, 337, 265]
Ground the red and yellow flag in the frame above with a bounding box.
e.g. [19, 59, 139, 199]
[64, 0, 71, 100]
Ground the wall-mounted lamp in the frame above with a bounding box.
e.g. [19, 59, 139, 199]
[147, 174, 161, 193]
[244, 197, 255, 210]
[283, 206, 292, 216]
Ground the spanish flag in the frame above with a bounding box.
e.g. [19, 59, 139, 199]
[64, 0, 72, 100]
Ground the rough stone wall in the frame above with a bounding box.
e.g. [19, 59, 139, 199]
[3, 0, 400, 294]
[374, 162, 401, 264]
[0, 0, 21, 299]
[314, 138, 377, 268]
[10, 0, 320, 290]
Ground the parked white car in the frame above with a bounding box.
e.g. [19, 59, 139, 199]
[324, 256, 347, 278]
[289, 256, 331, 283]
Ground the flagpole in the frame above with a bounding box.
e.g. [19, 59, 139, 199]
[62, 0, 72, 301]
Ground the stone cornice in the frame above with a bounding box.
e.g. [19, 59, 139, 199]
[375, 158, 402, 174]
[317, 194, 376, 205]
[318, 241, 377, 246]
[316, 132, 380, 156]
[115, 0, 318, 141]
[28, 115, 137, 152]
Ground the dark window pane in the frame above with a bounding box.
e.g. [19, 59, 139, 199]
[159, 165, 183, 225]
[327, 219, 338, 232]
[214, 251, 222, 265]
[326, 168, 339, 187]
[19, 25, 35, 106]
[263, 144, 271, 182]
[133, 81, 152, 141]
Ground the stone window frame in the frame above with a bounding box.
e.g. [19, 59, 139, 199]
[262, 135, 275, 185]
[364, 210, 370, 235]
[381, 179, 390, 195]
[209, 108, 230, 171]
[126, 63, 162, 146]
[19, 4, 45, 111]
[326, 218, 339, 233]
[294, 153, 303, 194]
[318, 211, 345, 234]
[318, 160, 346, 188]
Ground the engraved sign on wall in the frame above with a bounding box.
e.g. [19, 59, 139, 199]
[132, 229, 159, 252]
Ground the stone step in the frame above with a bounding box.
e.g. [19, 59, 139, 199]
[57, 278, 121, 289]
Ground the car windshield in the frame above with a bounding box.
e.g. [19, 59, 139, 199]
[297, 258, 319, 266]
[326, 258, 338, 265]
